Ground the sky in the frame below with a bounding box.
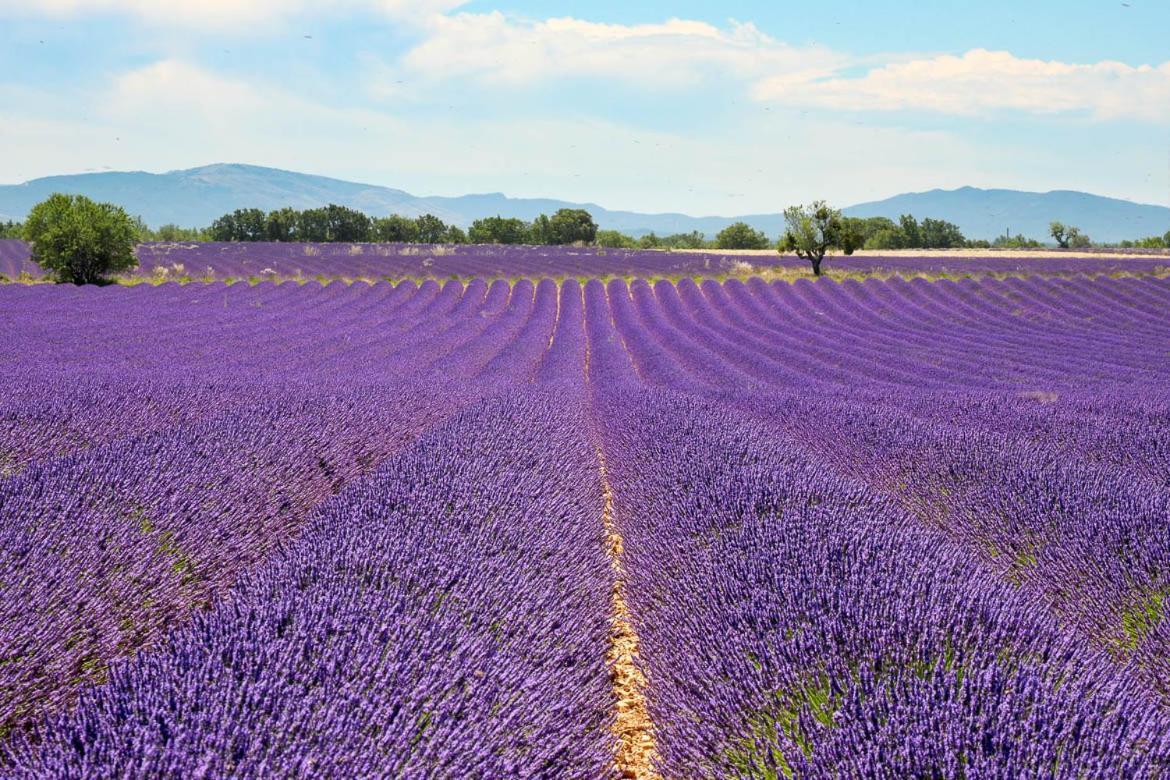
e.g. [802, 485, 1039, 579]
[1, 0, 1169, 216]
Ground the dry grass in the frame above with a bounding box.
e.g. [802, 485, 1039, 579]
[598, 450, 660, 779]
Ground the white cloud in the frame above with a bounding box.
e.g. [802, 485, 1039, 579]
[0, 58, 1004, 214]
[9, 2, 1167, 126]
[110, 59, 259, 118]
[0, 0, 466, 28]
[389, 16, 1170, 123]
[3, 7, 1169, 213]
[398, 12, 845, 89]
[753, 48, 1170, 122]
[4, 56, 1167, 213]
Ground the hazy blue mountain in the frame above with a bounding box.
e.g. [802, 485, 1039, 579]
[0, 164, 775, 237]
[1, 164, 1166, 242]
[844, 187, 1170, 244]
[0, 165, 433, 227]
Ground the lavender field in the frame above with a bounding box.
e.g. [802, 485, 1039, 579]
[2, 238, 1169, 281]
[1, 271, 1169, 777]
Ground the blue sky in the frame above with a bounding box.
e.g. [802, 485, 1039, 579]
[2, 0, 1168, 216]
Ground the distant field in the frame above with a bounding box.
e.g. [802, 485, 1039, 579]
[2, 275, 1169, 776]
[2, 239, 1168, 283]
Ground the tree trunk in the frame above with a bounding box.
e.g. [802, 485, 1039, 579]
[811, 257, 822, 277]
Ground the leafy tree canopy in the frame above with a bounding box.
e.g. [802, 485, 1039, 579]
[24, 193, 139, 284]
[372, 214, 419, 243]
[469, 216, 530, 245]
[779, 201, 841, 276]
[414, 214, 449, 244]
[716, 222, 770, 250]
[595, 230, 636, 249]
[544, 209, 598, 245]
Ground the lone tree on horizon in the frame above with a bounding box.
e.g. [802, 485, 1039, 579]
[779, 201, 842, 277]
[24, 194, 138, 285]
[1049, 221, 1091, 249]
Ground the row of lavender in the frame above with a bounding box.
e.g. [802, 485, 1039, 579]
[584, 276, 1170, 774]
[2, 274, 1169, 774]
[3, 238, 1168, 281]
[0, 279, 581, 753]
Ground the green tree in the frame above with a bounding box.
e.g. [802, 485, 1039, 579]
[266, 208, 299, 242]
[443, 225, 468, 244]
[529, 214, 553, 245]
[1048, 222, 1091, 249]
[920, 217, 966, 249]
[1050, 221, 1070, 249]
[234, 208, 266, 241]
[1066, 227, 1091, 249]
[24, 193, 139, 284]
[993, 232, 1042, 249]
[716, 222, 770, 250]
[637, 232, 662, 249]
[836, 217, 867, 255]
[1128, 235, 1165, 249]
[545, 209, 598, 245]
[296, 208, 330, 242]
[898, 215, 922, 248]
[372, 214, 419, 243]
[208, 213, 236, 242]
[864, 228, 904, 250]
[129, 215, 152, 242]
[860, 217, 898, 239]
[414, 214, 449, 244]
[779, 201, 842, 277]
[661, 231, 707, 249]
[1164, 230, 1170, 248]
[322, 204, 371, 242]
[469, 216, 530, 245]
[596, 230, 637, 248]
[850, 217, 900, 250]
[149, 224, 208, 242]
[209, 208, 266, 241]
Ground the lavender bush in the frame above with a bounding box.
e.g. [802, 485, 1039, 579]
[2, 239, 1168, 281]
[1, 270, 1168, 775]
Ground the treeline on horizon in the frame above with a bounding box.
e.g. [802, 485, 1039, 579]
[2, 203, 1169, 252]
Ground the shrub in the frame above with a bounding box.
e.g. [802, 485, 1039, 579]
[24, 194, 138, 284]
[716, 222, 770, 250]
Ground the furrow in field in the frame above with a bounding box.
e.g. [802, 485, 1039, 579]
[599, 449, 659, 780]
[5, 393, 618, 777]
[582, 285, 660, 778]
[625, 274, 1170, 702]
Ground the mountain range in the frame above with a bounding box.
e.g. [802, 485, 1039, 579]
[0, 163, 1167, 243]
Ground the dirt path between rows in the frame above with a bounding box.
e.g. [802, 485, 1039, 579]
[598, 449, 660, 779]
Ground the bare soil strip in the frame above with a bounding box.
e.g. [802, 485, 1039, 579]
[598, 449, 660, 779]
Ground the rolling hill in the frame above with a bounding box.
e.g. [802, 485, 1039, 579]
[843, 187, 1170, 244]
[0, 164, 1166, 242]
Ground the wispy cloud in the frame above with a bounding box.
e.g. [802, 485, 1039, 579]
[753, 49, 1170, 122]
[3, 57, 996, 212]
[384, 14, 1170, 123]
[0, 0, 467, 29]
[2, 5, 1167, 208]
[8, 2, 1169, 124]
[397, 12, 845, 89]
[110, 59, 260, 119]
